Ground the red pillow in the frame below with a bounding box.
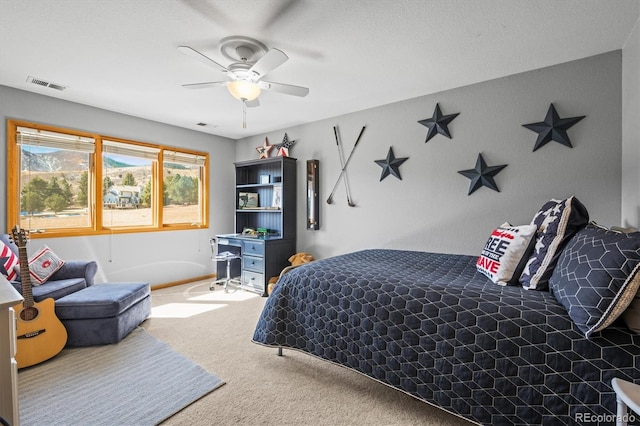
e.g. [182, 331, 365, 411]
[0, 240, 19, 281]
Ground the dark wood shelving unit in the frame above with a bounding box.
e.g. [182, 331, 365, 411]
[216, 157, 297, 296]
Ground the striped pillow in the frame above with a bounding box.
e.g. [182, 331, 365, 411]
[519, 196, 589, 290]
[0, 240, 19, 281]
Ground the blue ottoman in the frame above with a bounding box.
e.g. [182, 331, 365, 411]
[55, 283, 151, 347]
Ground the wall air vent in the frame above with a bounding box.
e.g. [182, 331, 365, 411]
[26, 76, 67, 91]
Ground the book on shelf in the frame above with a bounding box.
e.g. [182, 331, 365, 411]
[272, 186, 282, 208]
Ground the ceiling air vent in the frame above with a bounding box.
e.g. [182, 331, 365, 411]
[26, 76, 67, 91]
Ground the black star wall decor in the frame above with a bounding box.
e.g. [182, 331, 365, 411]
[375, 147, 408, 181]
[522, 103, 585, 151]
[275, 133, 295, 157]
[458, 153, 507, 195]
[418, 103, 460, 143]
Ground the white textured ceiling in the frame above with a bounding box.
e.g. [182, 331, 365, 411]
[1, 0, 638, 140]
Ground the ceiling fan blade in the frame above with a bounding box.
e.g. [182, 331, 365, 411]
[249, 48, 288, 79]
[259, 0, 301, 31]
[179, 0, 233, 29]
[245, 99, 260, 108]
[260, 81, 309, 97]
[177, 46, 227, 72]
[181, 81, 228, 89]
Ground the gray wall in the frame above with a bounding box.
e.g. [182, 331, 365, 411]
[622, 17, 640, 228]
[0, 49, 629, 282]
[0, 85, 236, 285]
[235, 51, 623, 260]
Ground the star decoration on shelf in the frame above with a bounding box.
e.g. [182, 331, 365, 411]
[522, 103, 585, 151]
[255, 137, 273, 159]
[458, 153, 507, 195]
[418, 103, 460, 143]
[275, 133, 295, 157]
[374, 147, 409, 181]
[0, 257, 10, 276]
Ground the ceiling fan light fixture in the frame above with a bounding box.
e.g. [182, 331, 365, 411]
[227, 80, 261, 101]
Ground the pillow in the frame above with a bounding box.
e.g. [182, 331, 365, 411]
[616, 224, 640, 333]
[0, 240, 20, 281]
[28, 245, 65, 285]
[476, 222, 537, 285]
[549, 223, 640, 338]
[519, 196, 589, 290]
[622, 296, 640, 334]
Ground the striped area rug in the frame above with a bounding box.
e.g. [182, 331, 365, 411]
[18, 328, 224, 425]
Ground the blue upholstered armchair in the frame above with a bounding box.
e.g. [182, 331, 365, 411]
[0, 233, 97, 302]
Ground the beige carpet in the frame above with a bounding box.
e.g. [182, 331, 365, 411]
[145, 281, 474, 426]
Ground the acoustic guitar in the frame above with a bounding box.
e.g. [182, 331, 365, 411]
[11, 226, 67, 368]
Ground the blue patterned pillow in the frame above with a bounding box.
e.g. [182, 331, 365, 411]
[519, 196, 589, 290]
[549, 223, 640, 338]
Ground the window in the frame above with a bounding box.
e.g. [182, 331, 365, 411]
[102, 139, 158, 228]
[13, 126, 95, 232]
[162, 151, 206, 226]
[7, 120, 209, 237]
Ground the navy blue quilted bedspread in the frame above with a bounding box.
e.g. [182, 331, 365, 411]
[252, 249, 640, 425]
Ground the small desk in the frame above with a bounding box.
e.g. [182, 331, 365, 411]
[0, 276, 23, 426]
[216, 234, 296, 296]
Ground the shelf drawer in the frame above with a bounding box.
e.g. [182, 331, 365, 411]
[243, 255, 264, 273]
[242, 270, 264, 293]
[243, 240, 265, 257]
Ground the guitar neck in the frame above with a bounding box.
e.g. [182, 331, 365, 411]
[17, 244, 35, 307]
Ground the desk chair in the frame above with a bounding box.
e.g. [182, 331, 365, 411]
[210, 238, 241, 292]
[612, 377, 640, 426]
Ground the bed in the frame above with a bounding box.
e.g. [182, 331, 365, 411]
[252, 198, 640, 425]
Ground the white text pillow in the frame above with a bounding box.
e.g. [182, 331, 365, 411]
[477, 223, 537, 285]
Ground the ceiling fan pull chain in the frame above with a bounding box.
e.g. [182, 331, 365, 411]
[242, 100, 247, 129]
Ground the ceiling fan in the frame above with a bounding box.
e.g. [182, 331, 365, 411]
[178, 36, 309, 127]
